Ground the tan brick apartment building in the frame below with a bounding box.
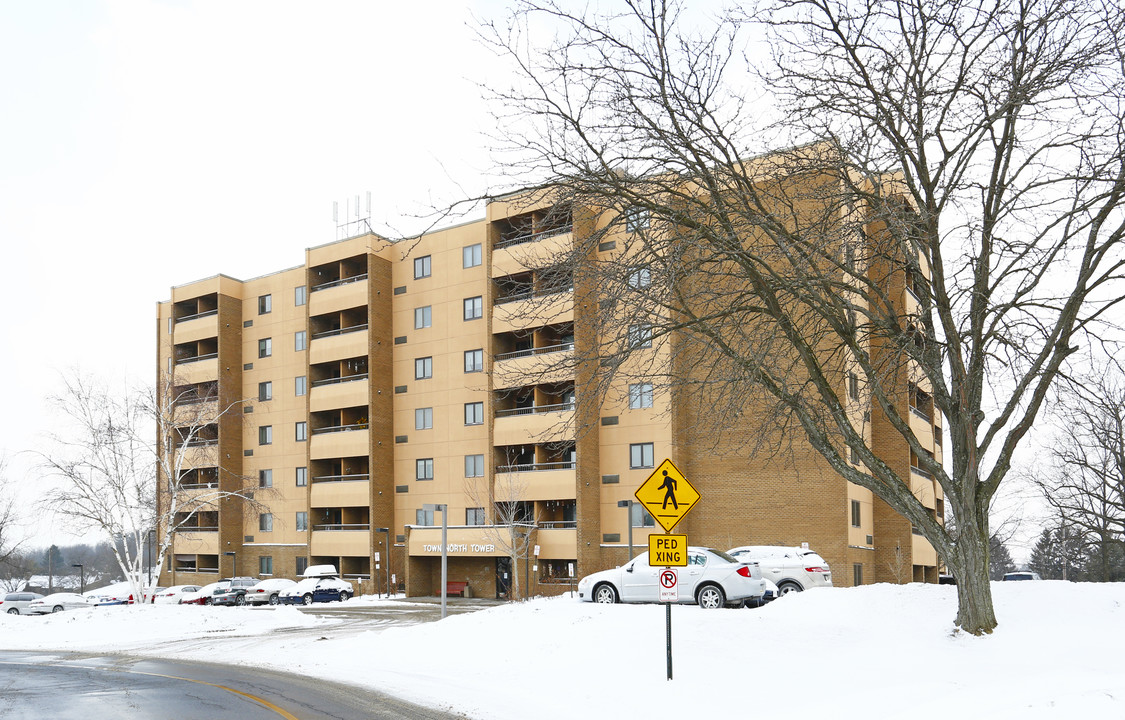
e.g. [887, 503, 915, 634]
[156, 187, 944, 598]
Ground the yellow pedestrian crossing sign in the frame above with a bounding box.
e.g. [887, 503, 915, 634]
[635, 458, 699, 532]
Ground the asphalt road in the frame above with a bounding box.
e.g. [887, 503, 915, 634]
[0, 598, 505, 719]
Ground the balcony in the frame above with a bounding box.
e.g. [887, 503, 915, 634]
[310, 528, 371, 556]
[309, 274, 369, 317]
[310, 478, 371, 507]
[493, 463, 576, 502]
[310, 327, 369, 365]
[310, 426, 370, 459]
[492, 229, 574, 278]
[494, 403, 575, 445]
[173, 356, 218, 384]
[492, 292, 573, 334]
[173, 312, 219, 344]
[911, 532, 938, 566]
[536, 526, 577, 559]
[494, 343, 575, 389]
[310, 375, 369, 412]
[174, 529, 220, 554]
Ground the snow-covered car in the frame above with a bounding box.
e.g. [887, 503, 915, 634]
[1, 592, 44, 615]
[727, 545, 833, 595]
[151, 585, 201, 604]
[210, 577, 258, 606]
[279, 565, 353, 606]
[243, 578, 297, 605]
[85, 582, 147, 606]
[179, 581, 224, 605]
[1002, 571, 1043, 581]
[577, 547, 767, 609]
[27, 592, 94, 614]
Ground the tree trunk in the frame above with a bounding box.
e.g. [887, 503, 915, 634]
[947, 510, 998, 634]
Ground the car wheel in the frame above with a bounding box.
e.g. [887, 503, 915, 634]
[52, 605, 64, 613]
[301, 593, 313, 606]
[777, 581, 802, 595]
[204, 597, 213, 605]
[268, 593, 279, 606]
[593, 584, 618, 604]
[339, 591, 351, 602]
[696, 584, 725, 609]
[234, 594, 245, 606]
[7, 608, 19, 615]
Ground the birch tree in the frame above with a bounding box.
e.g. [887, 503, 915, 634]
[479, 0, 1125, 634]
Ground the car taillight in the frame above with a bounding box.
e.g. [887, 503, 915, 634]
[805, 566, 827, 573]
[736, 566, 753, 578]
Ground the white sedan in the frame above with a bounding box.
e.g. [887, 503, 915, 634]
[243, 578, 297, 605]
[27, 593, 93, 614]
[577, 547, 766, 608]
[151, 585, 201, 605]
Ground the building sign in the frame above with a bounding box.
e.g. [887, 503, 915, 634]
[421, 543, 497, 554]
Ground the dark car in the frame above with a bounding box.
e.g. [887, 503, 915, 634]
[210, 577, 258, 606]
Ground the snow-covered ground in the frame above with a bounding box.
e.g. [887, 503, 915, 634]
[2, 582, 1122, 719]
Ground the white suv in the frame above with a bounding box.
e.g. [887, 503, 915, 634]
[727, 545, 832, 595]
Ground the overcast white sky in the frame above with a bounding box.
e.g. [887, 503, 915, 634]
[0, 0, 507, 546]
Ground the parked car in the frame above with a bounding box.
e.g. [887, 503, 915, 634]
[744, 578, 779, 608]
[279, 565, 353, 606]
[726, 545, 833, 595]
[27, 593, 94, 614]
[85, 582, 139, 606]
[577, 547, 767, 608]
[210, 577, 258, 606]
[1, 592, 44, 615]
[179, 581, 224, 606]
[1002, 571, 1042, 581]
[243, 578, 297, 606]
[151, 585, 201, 605]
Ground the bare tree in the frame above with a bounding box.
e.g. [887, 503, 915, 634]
[1034, 368, 1125, 581]
[35, 372, 261, 605]
[478, 0, 1125, 634]
[0, 457, 23, 569]
[465, 451, 540, 601]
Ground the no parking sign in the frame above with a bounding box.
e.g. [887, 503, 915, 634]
[659, 568, 678, 602]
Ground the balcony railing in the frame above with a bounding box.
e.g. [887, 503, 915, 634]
[175, 353, 218, 365]
[311, 423, 368, 435]
[539, 520, 577, 529]
[495, 460, 576, 473]
[495, 402, 575, 418]
[313, 523, 371, 531]
[494, 225, 573, 250]
[311, 473, 370, 483]
[311, 273, 368, 292]
[909, 406, 932, 422]
[311, 373, 368, 388]
[311, 323, 368, 340]
[495, 285, 573, 306]
[175, 309, 218, 323]
[177, 482, 218, 490]
[495, 342, 574, 361]
[178, 438, 219, 448]
[178, 526, 219, 532]
[911, 465, 934, 480]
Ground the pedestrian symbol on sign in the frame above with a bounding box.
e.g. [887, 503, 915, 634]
[659, 470, 678, 509]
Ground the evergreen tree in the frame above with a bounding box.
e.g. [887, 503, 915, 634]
[989, 535, 1015, 581]
[40, 544, 65, 574]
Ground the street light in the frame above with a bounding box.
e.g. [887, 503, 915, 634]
[423, 504, 447, 619]
[224, 551, 237, 577]
[618, 500, 635, 560]
[375, 527, 391, 598]
[71, 564, 85, 594]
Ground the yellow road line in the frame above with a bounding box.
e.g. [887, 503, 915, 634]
[0, 660, 300, 720]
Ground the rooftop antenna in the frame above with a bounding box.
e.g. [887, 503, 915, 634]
[334, 191, 374, 240]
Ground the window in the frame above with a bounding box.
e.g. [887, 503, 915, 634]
[853, 563, 863, 586]
[296, 512, 308, 532]
[296, 557, 308, 575]
[258, 381, 272, 402]
[465, 454, 485, 478]
[463, 296, 483, 320]
[630, 442, 655, 469]
[630, 504, 656, 527]
[259, 426, 273, 445]
[259, 513, 273, 532]
[466, 507, 486, 525]
[627, 267, 652, 288]
[464, 401, 484, 426]
[628, 324, 653, 348]
[259, 469, 273, 488]
[416, 458, 434, 481]
[463, 243, 482, 268]
[258, 338, 272, 358]
[259, 556, 273, 575]
[414, 306, 432, 329]
[464, 349, 484, 373]
[851, 499, 861, 528]
[296, 467, 307, 487]
[295, 285, 307, 306]
[295, 422, 307, 442]
[414, 255, 431, 279]
[295, 376, 307, 396]
[628, 383, 653, 409]
[415, 407, 433, 430]
[295, 331, 307, 352]
[416, 508, 435, 526]
[848, 372, 859, 401]
[258, 294, 272, 314]
[415, 357, 433, 380]
[625, 207, 650, 232]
